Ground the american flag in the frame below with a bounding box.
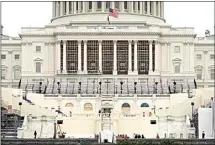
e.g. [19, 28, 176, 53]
[107, 8, 118, 25]
[109, 8, 118, 18]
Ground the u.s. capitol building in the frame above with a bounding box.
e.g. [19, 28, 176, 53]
[1, 1, 214, 140]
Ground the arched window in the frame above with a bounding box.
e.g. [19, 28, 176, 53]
[84, 103, 93, 111]
[121, 103, 130, 112]
[65, 103, 74, 107]
[140, 103, 149, 107]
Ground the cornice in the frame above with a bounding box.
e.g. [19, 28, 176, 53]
[54, 32, 162, 36]
[162, 34, 197, 37]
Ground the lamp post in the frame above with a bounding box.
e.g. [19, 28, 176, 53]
[191, 102, 194, 119]
[120, 81, 123, 94]
[99, 82, 102, 94]
[19, 102, 22, 116]
[155, 82, 158, 94]
[78, 82, 81, 94]
[134, 82, 137, 94]
[173, 81, 176, 94]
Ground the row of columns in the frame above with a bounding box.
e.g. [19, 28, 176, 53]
[52, 2, 164, 18]
[56, 40, 160, 75]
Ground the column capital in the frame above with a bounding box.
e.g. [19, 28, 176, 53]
[56, 40, 61, 44]
[203, 51, 208, 54]
[98, 40, 102, 43]
[77, 40, 82, 44]
[134, 40, 138, 43]
[148, 40, 153, 44]
[83, 40, 87, 43]
[113, 40, 117, 44]
[62, 40, 67, 44]
[154, 40, 160, 44]
[128, 40, 132, 43]
[8, 51, 12, 54]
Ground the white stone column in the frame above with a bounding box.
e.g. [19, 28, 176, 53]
[111, 1, 115, 8]
[52, 2, 56, 18]
[121, 2, 124, 12]
[92, 2, 96, 12]
[158, 2, 160, 17]
[74, 1, 77, 14]
[203, 51, 208, 80]
[167, 42, 171, 73]
[140, 2, 143, 13]
[83, 2, 86, 13]
[149, 40, 153, 72]
[161, 42, 166, 74]
[66, 1, 69, 15]
[78, 40, 82, 73]
[63, 41, 67, 73]
[135, 2, 138, 12]
[189, 42, 195, 74]
[56, 2, 59, 16]
[128, 40, 132, 73]
[183, 41, 188, 73]
[134, 40, 138, 74]
[130, 2, 133, 13]
[161, 2, 164, 18]
[153, 1, 156, 16]
[78, 2, 81, 13]
[60, 1, 63, 15]
[102, 1, 105, 12]
[147, 2, 150, 15]
[8, 51, 12, 81]
[155, 41, 160, 73]
[113, 40, 117, 75]
[56, 41, 61, 74]
[99, 40, 102, 73]
[84, 40, 87, 73]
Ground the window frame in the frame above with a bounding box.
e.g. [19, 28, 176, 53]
[36, 46, 41, 52]
[35, 62, 42, 73]
[1, 54, 6, 59]
[14, 54, 20, 60]
[196, 54, 202, 60]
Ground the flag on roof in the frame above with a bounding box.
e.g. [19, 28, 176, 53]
[108, 8, 119, 18]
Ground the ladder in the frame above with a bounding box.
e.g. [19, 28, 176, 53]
[100, 95, 114, 131]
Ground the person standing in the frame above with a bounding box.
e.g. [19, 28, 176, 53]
[202, 131, 205, 139]
[34, 130, 37, 139]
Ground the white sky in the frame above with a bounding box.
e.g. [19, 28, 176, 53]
[2, 1, 214, 37]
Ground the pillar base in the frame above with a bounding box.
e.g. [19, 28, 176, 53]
[149, 70, 160, 76]
[128, 70, 138, 75]
[78, 70, 85, 75]
[113, 70, 117, 75]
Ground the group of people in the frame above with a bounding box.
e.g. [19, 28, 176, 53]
[117, 134, 129, 139]
[134, 134, 145, 139]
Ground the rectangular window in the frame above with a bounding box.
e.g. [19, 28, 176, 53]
[106, 1, 110, 9]
[89, 1, 92, 10]
[210, 54, 215, 60]
[115, 2, 119, 9]
[133, 2, 135, 11]
[97, 1, 102, 9]
[36, 62, 41, 73]
[174, 64, 180, 73]
[124, 1, 127, 9]
[36, 46, 41, 52]
[1, 69, 6, 80]
[1, 54, 6, 59]
[196, 54, 202, 60]
[174, 46, 180, 53]
[15, 54, 20, 60]
[210, 69, 214, 80]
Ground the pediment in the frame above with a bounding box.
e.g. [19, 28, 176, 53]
[34, 58, 43, 61]
[172, 58, 182, 62]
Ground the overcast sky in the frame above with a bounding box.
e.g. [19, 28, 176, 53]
[2, 2, 214, 37]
